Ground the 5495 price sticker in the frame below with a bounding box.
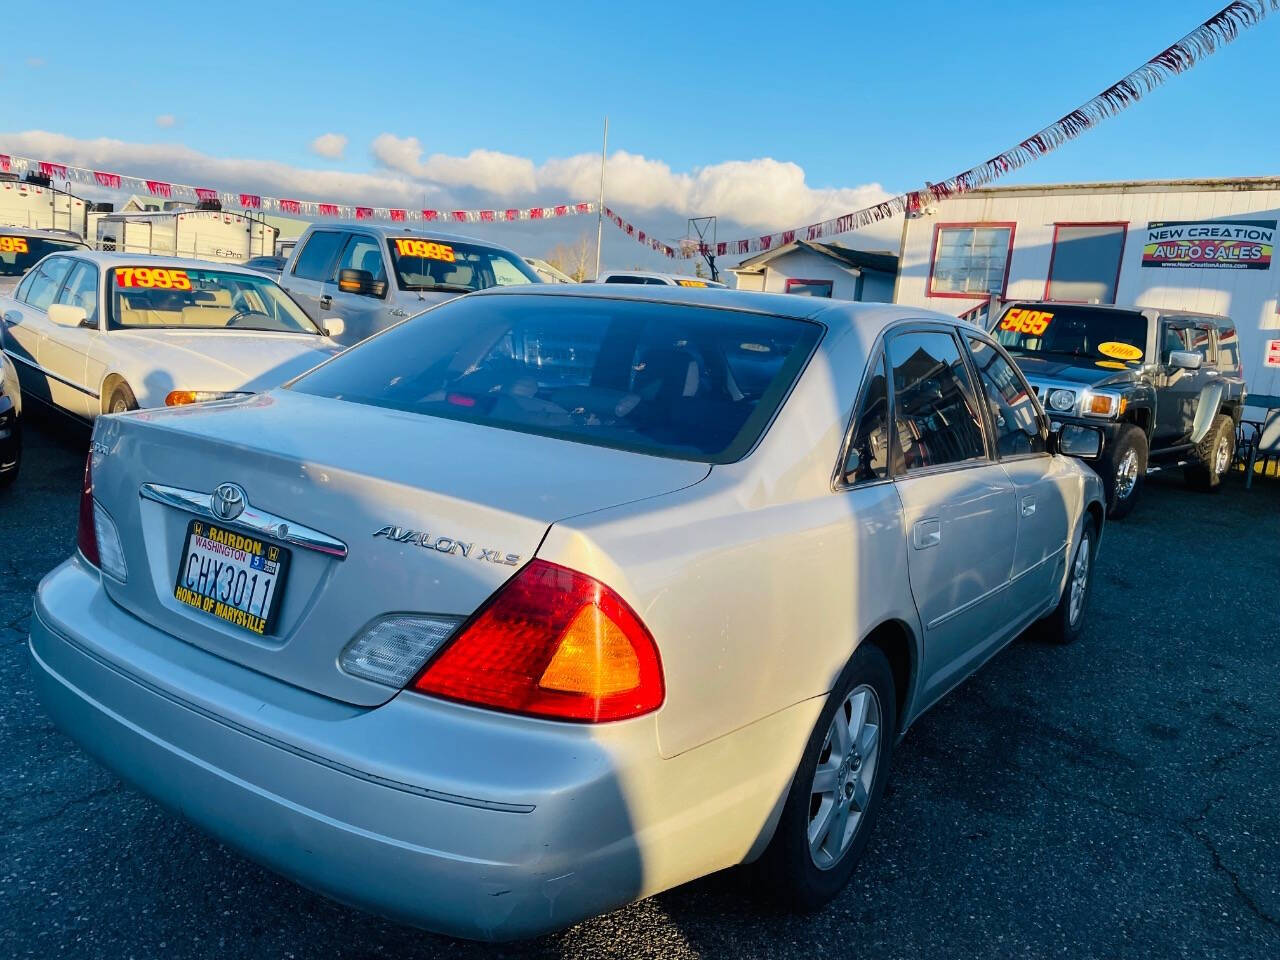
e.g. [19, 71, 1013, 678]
[115, 267, 193, 290]
[1000, 307, 1054, 336]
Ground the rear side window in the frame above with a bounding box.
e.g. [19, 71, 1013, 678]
[843, 352, 890, 484]
[888, 330, 987, 472]
[604, 275, 650, 284]
[1217, 324, 1241, 371]
[292, 231, 345, 281]
[23, 256, 73, 310]
[291, 294, 822, 463]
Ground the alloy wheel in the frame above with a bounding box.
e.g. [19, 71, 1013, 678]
[1114, 449, 1139, 500]
[1214, 433, 1232, 476]
[808, 685, 882, 870]
[1069, 532, 1091, 626]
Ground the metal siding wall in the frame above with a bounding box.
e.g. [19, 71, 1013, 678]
[897, 185, 1280, 402]
[761, 250, 859, 299]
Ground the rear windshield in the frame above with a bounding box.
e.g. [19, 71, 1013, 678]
[386, 237, 540, 293]
[992, 304, 1148, 368]
[106, 266, 323, 334]
[0, 235, 87, 276]
[291, 294, 822, 463]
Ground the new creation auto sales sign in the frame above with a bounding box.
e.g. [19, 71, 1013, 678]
[1143, 219, 1276, 270]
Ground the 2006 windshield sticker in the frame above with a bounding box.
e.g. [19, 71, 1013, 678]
[1142, 220, 1275, 270]
[1000, 308, 1054, 335]
[0, 237, 29, 253]
[393, 238, 455, 261]
[115, 267, 192, 289]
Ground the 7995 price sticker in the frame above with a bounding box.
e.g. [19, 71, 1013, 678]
[0, 237, 30, 254]
[393, 238, 455, 262]
[999, 307, 1055, 336]
[115, 267, 193, 290]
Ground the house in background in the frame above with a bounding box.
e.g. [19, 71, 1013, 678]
[893, 176, 1280, 408]
[729, 241, 898, 301]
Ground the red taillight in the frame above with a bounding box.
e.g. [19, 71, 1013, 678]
[412, 559, 664, 723]
[76, 451, 99, 567]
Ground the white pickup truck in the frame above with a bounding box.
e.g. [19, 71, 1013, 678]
[279, 223, 542, 346]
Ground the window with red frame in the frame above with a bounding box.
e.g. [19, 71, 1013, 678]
[929, 224, 1013, 298]
[785, 278, 833, 297]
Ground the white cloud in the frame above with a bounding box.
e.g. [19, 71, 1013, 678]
[372, 135, 537, 196]
[372, 135, 889, 233]
[154, 114, 177, 128]
[0, 129, 899, 258]
[309, 132, 348, 159]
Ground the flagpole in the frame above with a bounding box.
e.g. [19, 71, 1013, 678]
[594, 116, 608, 280]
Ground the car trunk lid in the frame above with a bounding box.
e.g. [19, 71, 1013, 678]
[88, 390, 710, 706]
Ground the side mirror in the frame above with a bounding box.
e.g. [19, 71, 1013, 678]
[323, 316, 346, 339]
[337, 268, 373, 295]
[1051, 423, 1104, 459]
[1169, 350, 1202, 371]
[47, 304, 88, 328]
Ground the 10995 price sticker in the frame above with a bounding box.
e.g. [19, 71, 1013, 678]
[0, 237, 30, 253]
[393, 238, 455, 261]
[114, 267, 193, 290]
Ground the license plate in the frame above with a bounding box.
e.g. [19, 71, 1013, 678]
[172, 519, 290, 636]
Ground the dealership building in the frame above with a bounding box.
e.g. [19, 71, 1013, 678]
[892, 176, 1280, 410]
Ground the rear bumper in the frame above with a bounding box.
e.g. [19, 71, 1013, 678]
[29, 558, 661, 941]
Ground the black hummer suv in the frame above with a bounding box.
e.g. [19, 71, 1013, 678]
[990, 302, 1246, 518]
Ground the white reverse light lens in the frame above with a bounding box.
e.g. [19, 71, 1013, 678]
[93, 501, 127, 582]
[1048, 389, 1076, 412]
[340, 615, 462, 687]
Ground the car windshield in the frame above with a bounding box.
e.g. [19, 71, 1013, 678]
[291, 294, 822, 463]
[0, 235, 87, 276]
[992, 305, 1148, 367]
[106, 265, 323, 334]
[386, 237, 540, 292]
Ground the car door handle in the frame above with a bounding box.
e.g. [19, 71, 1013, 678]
[1021, 496, 1036, 517]
[318, 295, 333, 310]
[912, 518, 941, 550]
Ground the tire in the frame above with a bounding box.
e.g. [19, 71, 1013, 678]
[760, 643, 897, 911]
[1185, 413, 1234, 491]
[0, 421, 18, 490]
[1099, 424, 1146, 520]
[105, 382, 137, 415]
[1038, 515, 1099, 644]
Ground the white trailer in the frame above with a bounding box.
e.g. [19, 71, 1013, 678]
[94, 209, 278, 263]
[0, 176, 91, 236]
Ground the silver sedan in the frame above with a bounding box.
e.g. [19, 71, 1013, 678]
[30, 286, 1105, 940]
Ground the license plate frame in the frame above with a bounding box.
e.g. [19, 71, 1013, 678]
[172, 519, 291, 636]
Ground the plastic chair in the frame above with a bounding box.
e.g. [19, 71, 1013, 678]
[1243, 409, 1280, 489]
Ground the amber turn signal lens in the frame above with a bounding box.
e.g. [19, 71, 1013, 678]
[1088, 395, 1114, 415]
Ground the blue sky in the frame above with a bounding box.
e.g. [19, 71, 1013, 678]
[1, 0, 1276, 268]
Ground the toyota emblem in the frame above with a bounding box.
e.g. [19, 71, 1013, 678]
[210, 482, 247, 522]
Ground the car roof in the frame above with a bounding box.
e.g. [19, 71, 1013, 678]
[302, 221, 523, 251]
[471, 283, 958, 328]
[598, 270, 727, 286]
[0, 226, 88, 243]
[56, 251, 267, 277]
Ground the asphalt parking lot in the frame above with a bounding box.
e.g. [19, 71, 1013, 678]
[2, 412, 1278, 960]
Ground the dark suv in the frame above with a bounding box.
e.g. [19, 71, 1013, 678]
[990, 302, 1245, 518]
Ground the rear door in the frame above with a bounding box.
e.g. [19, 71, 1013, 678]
[1154, 318, 1210, 448]
[280, 229, 345, 320]
[322, 231, 393, 345]
[887, 327, 1020, 707]
[7, 256, 73, 411]
[964, 333, 1069, 612]
[37, 259, 100, 417]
